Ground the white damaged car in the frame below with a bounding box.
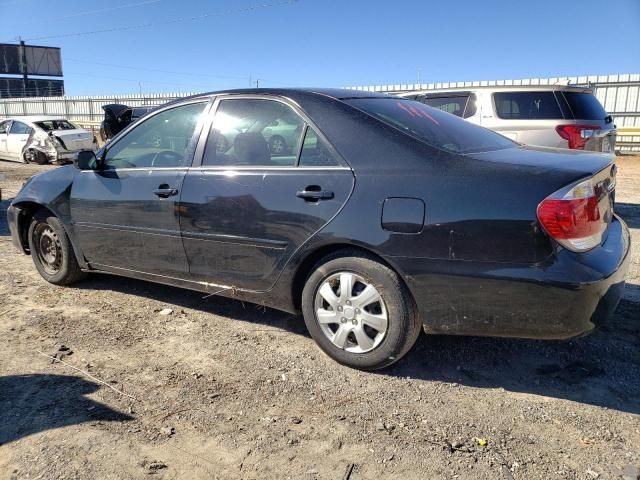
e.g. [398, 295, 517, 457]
[0, 116, 96, 165]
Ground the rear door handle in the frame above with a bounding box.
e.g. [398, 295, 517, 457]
[296, 189, 334, 201]
[153, 187, 179, 198]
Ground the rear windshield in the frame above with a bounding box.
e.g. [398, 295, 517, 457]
[493, 91, 563, 120]
[561, 92, 608, 120]
[35, 120, 78, 131]
[346, 98, 516, 154]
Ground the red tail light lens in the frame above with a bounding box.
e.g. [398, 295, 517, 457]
[555, 125, 600, 149]
[537, 178, 606, 252]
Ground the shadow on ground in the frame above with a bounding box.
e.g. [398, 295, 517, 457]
[72, 273, 640, 416]
[0, 374, 133, 445]
[0, 196, 13, 236]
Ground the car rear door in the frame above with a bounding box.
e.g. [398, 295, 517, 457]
[70, 100, 209, 277]
[179, 96, 354, 291]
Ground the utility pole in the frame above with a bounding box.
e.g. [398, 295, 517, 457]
[19, 38, 28, 97]
[256, 79, 260, 88]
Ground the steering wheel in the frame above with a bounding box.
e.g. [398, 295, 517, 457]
[150, 150, 183, 167]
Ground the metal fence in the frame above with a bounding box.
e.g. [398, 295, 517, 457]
[0, 92, 201, 123]
[347, 73, 640, 153]
[1, 73, 639, 152]
[0, 92, 202, 142]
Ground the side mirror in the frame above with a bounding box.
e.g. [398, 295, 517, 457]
[75, 150, 102, 170]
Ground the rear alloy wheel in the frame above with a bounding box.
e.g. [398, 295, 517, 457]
[28, 212, 86, 285]
[315, 272, 388, 353]
[302, 251, 421, 370]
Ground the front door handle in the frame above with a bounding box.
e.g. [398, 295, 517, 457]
[153, 186, 179, 198]
[296, 189, 334, 201]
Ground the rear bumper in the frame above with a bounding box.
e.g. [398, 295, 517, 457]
[389, 215, 631, 340]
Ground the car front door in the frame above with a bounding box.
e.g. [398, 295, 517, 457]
[69, 100, 209, 277]
[179, 96, 355, 291]
[6, 121, 33, 161]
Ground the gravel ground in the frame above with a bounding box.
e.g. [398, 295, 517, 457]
[0, 157, 639, 480]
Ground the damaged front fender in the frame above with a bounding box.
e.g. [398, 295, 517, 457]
[9, 166, 88, 267]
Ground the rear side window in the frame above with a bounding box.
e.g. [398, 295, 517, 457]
[346, 98, 516, 154]
[298, 127, 340, 167]
[412, 94, 476, 118]
[561, 92, 608, 120]
[0, 121, 8, 134]
[494, 92, 562, 120]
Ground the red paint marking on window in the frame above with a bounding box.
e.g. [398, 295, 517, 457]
[408, 105, 425, 118]
[416, 106, 440, 125]
[397, 102, 417, 117]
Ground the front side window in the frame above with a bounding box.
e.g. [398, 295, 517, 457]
[346, 98, 516, 154]
[104, 102, 206, 169]
[203, 99, 305, 167]
[9, 121, 32, 135]
[494, 91, 563, 120]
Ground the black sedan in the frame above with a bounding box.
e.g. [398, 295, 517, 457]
[7, 89, 630, 370]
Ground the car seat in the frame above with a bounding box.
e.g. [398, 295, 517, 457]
[233, 132, 273, 166]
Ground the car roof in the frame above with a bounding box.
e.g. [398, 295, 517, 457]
[1, 116, 73, 124]
[400, 85, 593, 95]
[181, 87, 391, 102]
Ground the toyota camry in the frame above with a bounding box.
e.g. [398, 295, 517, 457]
[7, 89, 630, 370]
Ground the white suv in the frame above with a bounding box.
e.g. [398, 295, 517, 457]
[400, 86, 616, 155]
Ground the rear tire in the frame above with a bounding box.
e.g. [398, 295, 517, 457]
[27, 211, 86, 285]
[24, 149, 49, 165]
[301, 250, 421, 370]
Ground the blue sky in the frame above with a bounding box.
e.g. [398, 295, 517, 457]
[1, 0, 639, 95]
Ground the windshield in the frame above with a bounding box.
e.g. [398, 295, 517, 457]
[35, 120, 79, 132]
[346, 98, 516, 154]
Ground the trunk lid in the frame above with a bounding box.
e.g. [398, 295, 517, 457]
[51, 129, 94, 151]
[468, 145, 614, 176]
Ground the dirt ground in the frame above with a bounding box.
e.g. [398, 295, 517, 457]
[0, 156, 639, 480]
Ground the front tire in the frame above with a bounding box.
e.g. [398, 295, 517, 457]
[28, 212, 86, 285]
[301, 251, 421, 370]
